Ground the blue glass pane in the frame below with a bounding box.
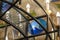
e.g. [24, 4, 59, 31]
[2, 2, 11, 13]
[51, 0, 59, 2]
[7, 0, 14, 3]
[1, 0, 14, 13]
[28, 18, 47, 35]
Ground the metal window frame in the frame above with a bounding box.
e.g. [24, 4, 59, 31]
[0, 0, 58, 40]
